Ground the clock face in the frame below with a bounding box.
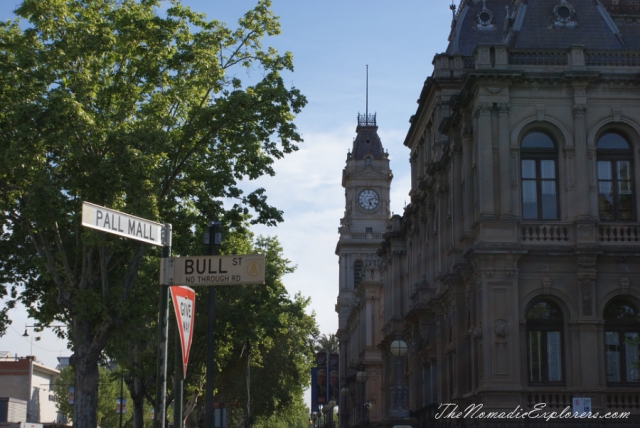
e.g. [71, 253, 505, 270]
[358, 189, 380, 210]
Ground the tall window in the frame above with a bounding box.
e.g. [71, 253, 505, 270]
[353, 260, 363, 288]
[527, 299, 564, 385]
[521, 132, 559, 220]
[597, 132, 634, 221]
[604, 299, 640, 385]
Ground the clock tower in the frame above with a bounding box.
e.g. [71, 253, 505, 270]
[335, 112, 391, 426]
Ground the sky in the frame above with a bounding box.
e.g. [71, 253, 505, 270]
[0, 0, 455, 374]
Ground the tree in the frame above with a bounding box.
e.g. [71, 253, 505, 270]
[315, 333, 339, 354]
[177, 233, 318, 426]
[55, 364, 146, 428]
[252, 396, 310, 428]
[0, 1, 306, 426]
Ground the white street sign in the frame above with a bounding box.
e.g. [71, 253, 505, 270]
[572, 397, 591, 415]
[82, 201, 170, 246]
[161, 254, 265, 286]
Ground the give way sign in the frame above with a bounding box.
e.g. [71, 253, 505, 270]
[170, 286, 195, 377]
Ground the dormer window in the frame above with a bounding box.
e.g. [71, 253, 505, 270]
[553, 1, 577, 28]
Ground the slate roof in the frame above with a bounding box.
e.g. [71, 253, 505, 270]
[446, 0, 640, 56]
[352, 114, 384, 160]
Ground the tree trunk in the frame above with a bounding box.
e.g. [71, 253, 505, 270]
[69, 317, 114, 427]
[128, 375, 146, 428]
[70, 347, 100, 427]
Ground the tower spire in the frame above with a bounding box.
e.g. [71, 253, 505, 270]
[366, 64, 369, 119]
[358, 65, 376, 127]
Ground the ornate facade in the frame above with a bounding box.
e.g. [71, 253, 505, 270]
[336, 113, 392, 427]
[338, 0, 640, 426]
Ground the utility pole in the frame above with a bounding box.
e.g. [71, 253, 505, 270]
[204, 221, 222, 428]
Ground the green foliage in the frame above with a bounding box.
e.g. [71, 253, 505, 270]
[314, 333, 339, 354]
[55, 365, 152, 428]
[252, 396, 311, 428]
[0, 0, 306, 425]
[175, 231, 318, 425]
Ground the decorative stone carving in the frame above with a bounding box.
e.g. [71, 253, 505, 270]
[573, 104, 587, 117]
[621, 277, 630, 295]
[476, 0, 495, 30]
[577, 255, 596, 268]
[580, 280, 593, 316]
[542, 276, 552, 294]
[474, 103, 492, 118]
[472, 323, 483, 339]
[613, 106, 622, 122]
[494, 322, 508, 339]
[445, 340, 457, 354]
[496, 103, 510, 115]
[363, 254, 383, 270]
[553, 1, 577, 28]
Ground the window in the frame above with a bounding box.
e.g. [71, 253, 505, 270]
[604, 298, 640, 385]
[526, 299, 564, 385]
[597, 132, 634, 221]
[521, 132, 559, 220]
[354, 260, 363, 288]
[365, 157, 372, 166]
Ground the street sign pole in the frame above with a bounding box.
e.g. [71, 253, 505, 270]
[171, 285, 195, 428]
[174, 327, 183, 428]
[81, 202, 171, 428]
[205, 221, 221, 428]
[155, 224, 172, 428]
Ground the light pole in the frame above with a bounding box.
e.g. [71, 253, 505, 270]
[339, 386, 349, 428]
[322, 400, 336, 428]
[388, 333, 409, 419]
[355, 365, 368, 427]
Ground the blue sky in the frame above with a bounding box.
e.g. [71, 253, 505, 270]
[0, 0, 454, 373]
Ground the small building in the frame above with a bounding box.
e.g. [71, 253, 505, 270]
[0, 356, 60, 424]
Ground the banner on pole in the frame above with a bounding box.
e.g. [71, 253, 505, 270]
[170, 286, 196, 377]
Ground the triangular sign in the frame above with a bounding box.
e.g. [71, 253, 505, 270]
[170, 286, 196, 377]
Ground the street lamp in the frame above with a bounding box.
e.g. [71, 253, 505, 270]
[389, 333, 409, 419]
[22, 324, 66, 357]
[321, 400, 336, 428]
[355, 365, 368, 426]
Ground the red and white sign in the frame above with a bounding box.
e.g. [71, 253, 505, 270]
[170, 286, 196, 377]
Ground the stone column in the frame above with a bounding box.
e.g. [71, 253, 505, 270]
[573, 81, 590, 220]
[451, 136, 463, 244]
[462, 126, 473, 234]
[497, 104, 513, 218]
[475, 103, 495, 219]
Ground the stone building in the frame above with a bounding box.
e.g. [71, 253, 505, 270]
[336, 113, 392, 427]
[339, 0, 640, 426]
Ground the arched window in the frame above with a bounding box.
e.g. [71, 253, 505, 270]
[521, 132, 559, 220]
[526, 299, 564, 385]
[604, 298, 640, 385]
[353, 260, 363, 288]
[597, 132, 634, 221]
[365, 157, 372, 166]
